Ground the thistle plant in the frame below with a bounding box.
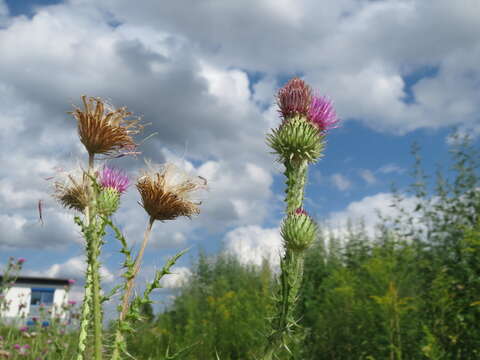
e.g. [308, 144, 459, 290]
[51, 95, 206, 360]
[54, 96, 141, 360]
[111, 161, 207, 360]
[263, 78, 338, 359]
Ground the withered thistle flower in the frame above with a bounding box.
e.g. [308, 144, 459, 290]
[72, 96, 142, 156]
[277, 77, 312, 121]
[53, 170, 90, 212]
[136, 162, 207, 221]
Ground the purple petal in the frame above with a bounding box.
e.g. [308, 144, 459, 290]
[100, 167, 130, 194]
[307, 95, 339, 132]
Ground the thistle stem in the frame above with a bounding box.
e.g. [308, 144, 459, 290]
[262, 158, 309, 359]
[111, 217, 155, 359]
[284, 158, 308, 212]
[77, 151, 104, 360]
[76, 259, 93, 360]
[91, 218, 104, 360]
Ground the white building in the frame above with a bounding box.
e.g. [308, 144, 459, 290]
[0, 276, 71, 326]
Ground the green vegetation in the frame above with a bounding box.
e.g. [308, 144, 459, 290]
[123, 136, 480, 359]
[2, 135, 480, 359]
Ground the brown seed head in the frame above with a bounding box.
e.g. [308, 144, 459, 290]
[136, 162, 207, 221]
[53, 171, 90, 213]
[72, 96, 142, 156]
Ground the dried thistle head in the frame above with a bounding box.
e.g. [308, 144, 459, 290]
[71, 96, 142, 156]
[53, 169, 91, 212]
[136, 162, 207, 221]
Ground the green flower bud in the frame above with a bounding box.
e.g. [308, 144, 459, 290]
[266, 115, 324, 164]
[281, 209, 317, 252]
[97, 187, 120, 216]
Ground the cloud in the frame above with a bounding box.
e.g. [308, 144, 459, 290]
[326, 192, 417, 237]
[331, 173, 352, 191]
[0, 2, 279, 250]
[359, 169, 377, 185]
[223, 225, 283, 268]
[92, 0, 480, 135]
[41, 255, 115, 284]
[1, 0, 479, 260]
[378, 163, 405, 175]
[160, 266, 192, 289]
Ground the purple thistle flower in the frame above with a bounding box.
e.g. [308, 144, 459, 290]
[307, 95, 339, 132]
[68, 279, 76, 285]
[100, 166, 130, 194]
[17, 258, 26, 265]
[277, 77, 312, 121]
[13, 344, 21, 350]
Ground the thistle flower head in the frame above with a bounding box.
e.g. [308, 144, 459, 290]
[136, 162, 207, 221]
[100, 166, 130, 194]
[268, 78, 339, 163]
[277, 77, 312, 121]
[53, 168, 90, 213]
[71, 96, 142, 156]
[281, 208, 317, 252]
[307, 95, 339, 132]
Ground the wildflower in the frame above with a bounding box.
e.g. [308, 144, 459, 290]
[19, 326, 28, 332]
[277, 77, 312, 121]
[68, 300, 77, 306]
[71, 95, 142, 156]
[17, 258, 26, 265]
[307, 95, 338, 132]
[136, 162, 207, 221]
[53, 169, 90, 213]
[97, 166, 129, 215]
[68, 279, 76, 285]
[267, 78, 338, 164]
[13, 345, 20, 350]
[100, 167, 129, 194]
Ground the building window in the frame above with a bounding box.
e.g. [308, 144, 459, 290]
[30, 288, 54, 306]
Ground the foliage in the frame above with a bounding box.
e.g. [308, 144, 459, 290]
[121, 134, 480, 360]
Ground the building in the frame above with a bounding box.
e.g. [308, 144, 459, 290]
[0, 276, 72, 326]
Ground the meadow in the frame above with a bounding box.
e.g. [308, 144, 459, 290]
[1, 79, 480, 359]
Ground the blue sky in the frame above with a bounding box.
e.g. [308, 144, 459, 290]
[0, 0, 479, 306]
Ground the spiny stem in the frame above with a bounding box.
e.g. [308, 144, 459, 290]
[284, 158, 308, 213]
[262, 158, 309, 359]
[120, 216, 155, 320]
[111, 217, 155, 359]
[77, 152, 96, 360]
[91, 218, 104, 360]
[76, 258, 93, 360]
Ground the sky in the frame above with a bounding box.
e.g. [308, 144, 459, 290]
[1, 0, 479, 306]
